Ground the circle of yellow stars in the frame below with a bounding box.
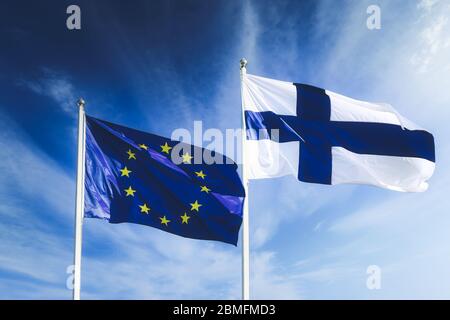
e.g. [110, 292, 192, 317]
[118, 140, 213, 228]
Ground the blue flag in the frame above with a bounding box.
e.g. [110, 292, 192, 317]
[84, 116, 245, 245]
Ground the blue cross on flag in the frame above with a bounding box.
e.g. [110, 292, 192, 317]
[243, 74, 435, 192]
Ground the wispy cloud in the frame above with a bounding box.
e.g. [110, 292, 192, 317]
[18, 69, 78, 115]
[417, 0, 440, 11]
[411, 1, 450, 73]
[251, 251, 304, 299]
[0, 111, 74, 298]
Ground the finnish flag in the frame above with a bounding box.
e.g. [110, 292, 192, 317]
[243, 74, 435, 192]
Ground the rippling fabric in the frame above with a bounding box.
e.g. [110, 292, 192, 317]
[243, 73, 435, 192]
[84, 116, 245, 245]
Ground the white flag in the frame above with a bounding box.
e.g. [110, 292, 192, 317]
[242, 74, 435, 192]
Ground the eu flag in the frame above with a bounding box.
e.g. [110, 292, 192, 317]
[84, 116, 245, 245]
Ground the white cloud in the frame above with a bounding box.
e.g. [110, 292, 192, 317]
[251, 251, 304, 299]
[417, 0, 440, 11]
[19, 69, 78, 115]
[0, 112, 75, 298]
[80, 228, 243, 299]
[410, 0, 450, 73]
[0, 113, 74, 220]
[293, 265, 359, 284]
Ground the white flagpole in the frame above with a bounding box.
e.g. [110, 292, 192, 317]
[239, 58, 250, 300]
[73, 98, 86, 300]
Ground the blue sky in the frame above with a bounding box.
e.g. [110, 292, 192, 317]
[1, 0, 450, 299]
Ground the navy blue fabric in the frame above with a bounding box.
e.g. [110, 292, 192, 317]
[84, 116, 245, 245]
[296, 84, 331, 121]
[245, 83, 435, 185]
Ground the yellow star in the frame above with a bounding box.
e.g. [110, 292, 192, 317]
[120, 166, 132, 177]
[160, 142, 172, 154]
[200, 186, 211, 193]
[139, 143, 148, 150]
[127, 149, 136, 160]
[181, 213, 190, 224]
[139, 203, 150, 214]
[160, 216, 170, 226]
[182, 152, 193, 164]
[124, 186, 136, 197]
[195, 170, 206, 179]
[190, 200, 202, 212]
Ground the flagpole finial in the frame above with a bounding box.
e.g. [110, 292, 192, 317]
[240, 58, 247, 70]
[77, 98, 85, 109]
